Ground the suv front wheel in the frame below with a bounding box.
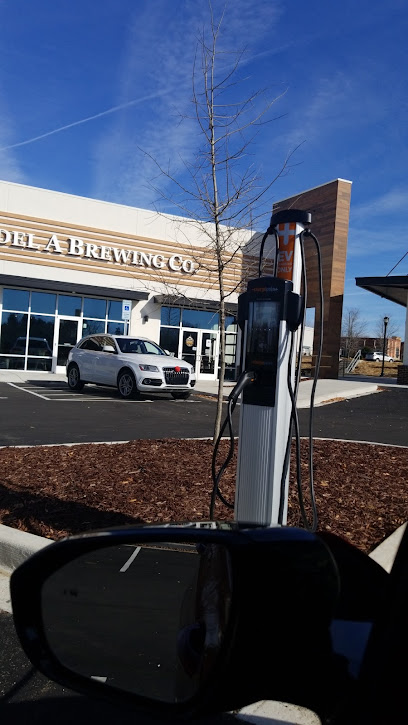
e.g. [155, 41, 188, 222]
[67, 363, 84, 391]
[117, 369, 139, 400]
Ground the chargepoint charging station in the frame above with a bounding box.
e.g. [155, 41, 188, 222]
[234, 210, 312, 527]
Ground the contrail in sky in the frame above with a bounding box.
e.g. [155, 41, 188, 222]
[0, 90, 170, 152]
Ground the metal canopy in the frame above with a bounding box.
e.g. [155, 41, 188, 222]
[0, 274, 149, 301]
[355, 275, 408, 307]
[154, 294, 238, 314]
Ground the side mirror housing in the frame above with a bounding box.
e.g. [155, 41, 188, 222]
[10, 524, 340, 718]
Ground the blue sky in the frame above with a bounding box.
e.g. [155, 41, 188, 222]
[0, 0, 407, 338]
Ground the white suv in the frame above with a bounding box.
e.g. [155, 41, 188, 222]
[365, 352, 394, 362]
[67, 334, 196, 400]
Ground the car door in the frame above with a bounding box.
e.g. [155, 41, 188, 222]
[74, 337, 102, 382]
[93, 335, 120, 386]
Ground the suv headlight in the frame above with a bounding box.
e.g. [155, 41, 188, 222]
[139, 364, 159, 372]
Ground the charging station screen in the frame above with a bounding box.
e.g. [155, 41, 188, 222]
[247, 300, 280, 359]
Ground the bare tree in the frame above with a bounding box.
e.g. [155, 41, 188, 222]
[142, 3, 292, 440]
[341, 307, 367, 358]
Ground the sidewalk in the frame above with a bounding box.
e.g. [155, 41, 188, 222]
[196, 376, 383, 408]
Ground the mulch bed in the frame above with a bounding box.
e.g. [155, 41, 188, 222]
[0, 438, 407, 553]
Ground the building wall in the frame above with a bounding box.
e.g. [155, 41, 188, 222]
[0, 180, 260, 303]
[273, 179, 352, 379]
[0, 180, 265, 377]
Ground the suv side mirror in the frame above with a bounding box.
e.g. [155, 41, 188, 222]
[10, 524, 340, 718]
[102, 345, 116, 353]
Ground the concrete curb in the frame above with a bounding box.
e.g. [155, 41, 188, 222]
[1, 519, 405, 574]
[368, 522, 407, 573]
[0, 523, 51, 573]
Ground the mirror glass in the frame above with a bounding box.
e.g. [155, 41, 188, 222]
[41, 541, 232, 703]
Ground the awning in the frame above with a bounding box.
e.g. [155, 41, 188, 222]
[355, 275, 408, 307]
[154, 294, 238, 314]
[0, 275, 149, 301]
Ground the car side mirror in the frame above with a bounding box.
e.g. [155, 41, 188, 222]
[102, 345, 116, 353]
[10, 524, 340, 718]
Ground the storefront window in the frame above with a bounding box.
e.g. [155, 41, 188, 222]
[31, 292, 57, 315]
[225, 315, 237, 332]
[58, 295, 82, 316]
[0, 288, 131, 371]
[161, 306, 181, 326]
[0, 312, 28, 353]
[2, 288, 29, 311]
[107, 300, 123, 319]
[28, 315, 54, 354]
[0, 356, 24, 370]
[82, 319, 105, 336]
[107, 321, 125, 335]
[159, 327, 179, 356]
[182, 309, 219, 330]
[27, 357, 52, 371]
[84, 297, 107, 319]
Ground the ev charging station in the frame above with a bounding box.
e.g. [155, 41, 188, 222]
[234, 210, 312, 527]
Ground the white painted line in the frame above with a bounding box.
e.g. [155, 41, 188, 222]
[91, 676, 108, 683]
[120, 546, 141, 573]
[8, 382, 49, 400]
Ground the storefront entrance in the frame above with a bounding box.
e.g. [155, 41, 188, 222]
[181, 329, 218, 380]
[54, 317, 82, 373]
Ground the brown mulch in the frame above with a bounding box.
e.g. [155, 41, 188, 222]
[0, 438, 407, 554]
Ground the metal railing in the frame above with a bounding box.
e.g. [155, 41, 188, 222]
[344, 350, 361, 374]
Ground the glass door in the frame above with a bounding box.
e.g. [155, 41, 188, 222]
[54, 317, 82, 373]
[198, 331, 218, 379]
[181, 329, 198, 372]
[181, 329, 218, 380]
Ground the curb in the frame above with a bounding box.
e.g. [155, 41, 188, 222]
[1, 520, 405, 574]
[368, 522, 407, 573]
[0, 523, 51, 573]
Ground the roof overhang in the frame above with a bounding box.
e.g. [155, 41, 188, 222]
[0, 275, 149, 301]
[355, 275, 408, 307]
[154, 294, 237, 314]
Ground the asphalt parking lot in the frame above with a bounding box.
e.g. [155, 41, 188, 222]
[0, 380, 407, 447]
[0, 381, 241, 446]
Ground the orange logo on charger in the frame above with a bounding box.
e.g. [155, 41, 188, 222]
[276, 222, 296, 280]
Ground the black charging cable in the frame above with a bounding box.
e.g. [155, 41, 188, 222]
[258, 226, 279, 277]
[295, 227, 323, 532]
[209, 371, 255, 519]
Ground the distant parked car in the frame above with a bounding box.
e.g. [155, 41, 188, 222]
[66, 334, 196, 400]
[365, 352, 394, 362]
[10, 337, 52, 356]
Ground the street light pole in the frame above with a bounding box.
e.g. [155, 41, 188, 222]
[380, 316, 389, 377]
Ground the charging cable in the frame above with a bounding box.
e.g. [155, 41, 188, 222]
[209, 371, 255, 519]
[258, 227, 279, 277]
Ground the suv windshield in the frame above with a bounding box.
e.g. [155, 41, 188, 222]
[116, 338, 166, 355]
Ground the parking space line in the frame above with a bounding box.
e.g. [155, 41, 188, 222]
[6, 383, 202, 403]
[8, 382, 49, 400]
[120, 546, 141, 572]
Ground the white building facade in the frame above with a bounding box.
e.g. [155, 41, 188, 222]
[0, 181, 261, 380]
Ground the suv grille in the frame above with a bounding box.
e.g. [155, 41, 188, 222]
[163, 367, 190, 385]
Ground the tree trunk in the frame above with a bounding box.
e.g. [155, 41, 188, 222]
[213, 277, 226, 442]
